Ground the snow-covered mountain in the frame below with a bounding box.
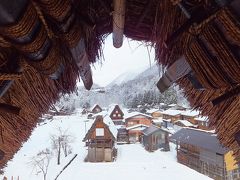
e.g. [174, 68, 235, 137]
[55, 64, 186, 110]
[107, 71, 140, 86]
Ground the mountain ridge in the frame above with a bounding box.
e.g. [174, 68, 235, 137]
[55, 64, 183, 109]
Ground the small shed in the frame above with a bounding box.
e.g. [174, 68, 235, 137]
[142, 125, 170, 152]
[83, 115, 117, 162]
[117, 128, 129, 144]
[91, 104, 102, 114]
[87, 113, 94, 119]
[81, 108, 88, 115]
[109, 104, 124, 125]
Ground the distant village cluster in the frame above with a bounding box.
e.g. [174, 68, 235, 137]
[82, 103, 240, 180]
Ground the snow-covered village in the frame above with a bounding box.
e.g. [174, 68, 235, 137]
[0, 0, 240, 180]
[0, 102, 224, 180]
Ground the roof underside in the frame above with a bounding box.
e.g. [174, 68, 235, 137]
[0, 0, 239, 168]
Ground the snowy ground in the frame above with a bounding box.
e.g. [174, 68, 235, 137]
[1, 109, 211, 180]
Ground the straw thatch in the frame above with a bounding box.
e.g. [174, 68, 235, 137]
[0, 0, 240, 169]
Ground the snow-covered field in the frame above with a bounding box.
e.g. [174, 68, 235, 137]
[1, 109, 211, 180]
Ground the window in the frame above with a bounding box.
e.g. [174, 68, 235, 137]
[96, 128, 104, 136]
[129, 122, 134, 125]
[113, 114, 116, 117]
[118, 114, 121, 117]
[116, 110, 119, 113]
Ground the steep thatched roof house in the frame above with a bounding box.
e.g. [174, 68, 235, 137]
[83, 115, 117, 162]
[90, 104, 102, 114]
[108, 104, 124, 125]
[0, 0, 240, 168]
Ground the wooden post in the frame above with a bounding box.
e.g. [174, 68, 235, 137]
[112, 0, 125, 48]
[157, 56, 191, 93]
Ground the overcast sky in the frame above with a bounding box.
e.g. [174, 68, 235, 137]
[78, 35, 156, 87]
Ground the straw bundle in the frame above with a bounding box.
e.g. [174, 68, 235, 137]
[0, 0, 240, 168]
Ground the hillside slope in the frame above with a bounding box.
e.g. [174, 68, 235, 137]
[55, 64, 186, 110]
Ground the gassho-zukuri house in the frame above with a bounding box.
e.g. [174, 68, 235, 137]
[83, 115, 118, 162]
[0, 0, 239, 169]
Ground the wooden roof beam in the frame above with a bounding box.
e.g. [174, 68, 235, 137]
[157, 56, 191, 93]
[112, 0, 126, 48]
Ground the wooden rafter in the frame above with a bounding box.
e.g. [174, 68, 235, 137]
[112, 0, 126, 48]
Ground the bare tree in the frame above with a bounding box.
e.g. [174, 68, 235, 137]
[29, 148, 52, 180]
[50, 127, 74, 165]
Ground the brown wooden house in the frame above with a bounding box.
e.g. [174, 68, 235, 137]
[125, 112, 153, 127]
[170, 128, 239, 180]
[194, 116, 211, 130]
[162, 109, 182, 123]
[173, 120, 197, 132]
[83, 115, 117, 162]
[142, 125, 170, 152]
[168, 104, 187, 111]
[126, 124, 149, 143]
[180, 110, 199, 125]
[146, 109, 163, 119]
[109, 104, 124, 125]
[91, 104, 102, 114]
[125, 113, 153, 143]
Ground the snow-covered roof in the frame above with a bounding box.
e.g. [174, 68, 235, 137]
[115, 125, 126, 130]
[142, 125, 160, 136]
[195, 116, 209, 122]
[162, 109, 182, 116]
[161, 127, 173, 134]
[166, 127, 176, 134]
[103, 116, 118, 139]
[162, 119, 171, 122]
[107, 104, 124, 117]
[126, 124, 149, 131]
[92, 110, 108, 118]
[90, 104, 101, 111]
[171, 128, 228, 154]
[142, 125, 170, 136]
[146, 109, 161, 114]
[174, 120, 196, 127]
[152, 117, 163, 124]
[107, 104, 119, 113]
[168, 104, 177, 107]
[180, 110, 200, 117]
[125, 112, 153, 120]
[84, 115, 118, 140]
